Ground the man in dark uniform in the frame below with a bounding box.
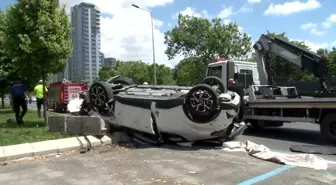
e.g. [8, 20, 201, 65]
[227, 74, 247, 139]
[228, 73, 245, 123]
[9, 79, 32, 125]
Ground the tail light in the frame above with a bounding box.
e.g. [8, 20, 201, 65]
[60, 91, 64, 101]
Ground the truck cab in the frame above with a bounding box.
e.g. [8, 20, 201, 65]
[205, 58, 260, 92]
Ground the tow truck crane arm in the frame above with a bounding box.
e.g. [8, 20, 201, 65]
[253, 34, 329, 92]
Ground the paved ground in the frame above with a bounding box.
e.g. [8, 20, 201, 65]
[240, 122, 336, 162]
[2, 100, 336, 184]
[1, 143, 336, 185]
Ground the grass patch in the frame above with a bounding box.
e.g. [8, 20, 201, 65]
[0, 105, 70, 146]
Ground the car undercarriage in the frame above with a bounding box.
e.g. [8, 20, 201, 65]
[71, 76, 247, 144]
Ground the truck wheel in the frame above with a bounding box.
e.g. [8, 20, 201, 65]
[320, 113, 336, 144]
[183, 84, 220, 123]
[89, 81, 114, 112]
[202, 76, 225, 94]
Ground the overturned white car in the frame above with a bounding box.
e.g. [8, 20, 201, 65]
[76, 76, 246, 144]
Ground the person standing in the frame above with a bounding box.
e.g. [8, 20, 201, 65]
[227, 74, 247, 138]
[228, 74, 245, 123]
[34, 80, 48, 118]
[9, 78, 32, 125]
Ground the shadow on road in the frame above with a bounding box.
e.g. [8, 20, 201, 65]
[242, 126, 331, 146]
[118, 141, 223, 152]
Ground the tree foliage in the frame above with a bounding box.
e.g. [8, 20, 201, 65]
[0, 10, 15, 108]
[248, 32, 336, 82]
[262, 32, 313, 81]
[173, 57, 206, 86]
[164, 14, 252, 63]
[325, 47, 336, 76]
[98, 61, 175, 85]
[3, 0, 72, 82]
[1, 0, 72, 120]
[98, 66, 114, 81]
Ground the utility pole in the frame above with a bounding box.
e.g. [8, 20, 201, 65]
[132, 4, 157, 85]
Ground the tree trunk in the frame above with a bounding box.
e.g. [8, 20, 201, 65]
[1, 93, 4, 108]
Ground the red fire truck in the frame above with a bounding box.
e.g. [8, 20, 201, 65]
[47, 81, 88, 112]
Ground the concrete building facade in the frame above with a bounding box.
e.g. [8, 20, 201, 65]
[99, 52, 104, 67]
[68, 2, 101, 85]
[103, 57, 117, 67]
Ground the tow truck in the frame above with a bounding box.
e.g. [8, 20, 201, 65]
[78, 34, 336, 144]
[205, 34, 336, 143]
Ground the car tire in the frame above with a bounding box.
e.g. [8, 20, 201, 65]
[183, 84, 220, 123]
[202, 76, 225, 94]
[89, 81, 114, 112]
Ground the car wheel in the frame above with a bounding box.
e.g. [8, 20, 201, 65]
[183, 84, 220, 123]
[89, 81, 114, 113]
[202, 76, 225, 94]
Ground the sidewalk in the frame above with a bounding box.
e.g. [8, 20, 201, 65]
[0, 132, 131, 163]
[1, 143, 335, 185]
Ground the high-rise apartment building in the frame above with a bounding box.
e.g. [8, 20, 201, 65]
[104, 57, 117, 67]
[68, 2, 101, 85]
[99, 52, 104, 67]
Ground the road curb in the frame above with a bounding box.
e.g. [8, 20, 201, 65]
[0, 133, 128, 162]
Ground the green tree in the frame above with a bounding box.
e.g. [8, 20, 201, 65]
[0, 9, 14, 108]
[317, 48, 329, 55]
[114, 61, 151, 84]
[3, 0, 72, 122]
[98, 66, 115, 81]
[264, 32, 312, 82]
[98, 60, 175, 85]
[173, 57, 206, 86]
[148, 63, 176, 85]
[164, 14, 252, 64]
[327, 47, 336, 75]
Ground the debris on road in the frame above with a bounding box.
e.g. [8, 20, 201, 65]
[290, 144, 336, 155]
[3, 150, 78, 165]
[222, 140, 328, 170]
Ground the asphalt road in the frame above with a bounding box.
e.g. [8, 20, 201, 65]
[1, 144, 335, 185]
[240, 122, 336, 162]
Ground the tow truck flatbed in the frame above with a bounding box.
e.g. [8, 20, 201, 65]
[242, 84, 336, 143]
[247, 97, 336, 109]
